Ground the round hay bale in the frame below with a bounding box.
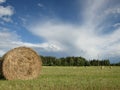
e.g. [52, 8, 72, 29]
[2, 47, 42, 80]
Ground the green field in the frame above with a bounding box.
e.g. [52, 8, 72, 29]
[0, 66, 120, 90]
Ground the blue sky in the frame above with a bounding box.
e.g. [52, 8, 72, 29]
[0, 0, 120, 63]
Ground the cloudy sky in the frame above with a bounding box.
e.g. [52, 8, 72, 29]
[0, 0, 120, 62]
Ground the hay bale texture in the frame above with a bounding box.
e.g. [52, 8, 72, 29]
[1, 47, 42, 80]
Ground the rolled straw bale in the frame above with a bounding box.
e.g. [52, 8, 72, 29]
[2, 47, 42, 80]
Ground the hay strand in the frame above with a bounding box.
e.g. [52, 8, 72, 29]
[2, 47, 42, 80]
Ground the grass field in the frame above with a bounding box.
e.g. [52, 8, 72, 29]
[0, 66, 120, 90]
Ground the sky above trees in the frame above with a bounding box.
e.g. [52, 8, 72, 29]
[0, 0, 120, 63]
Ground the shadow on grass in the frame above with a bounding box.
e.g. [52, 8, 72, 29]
[0, 74, 6, 80]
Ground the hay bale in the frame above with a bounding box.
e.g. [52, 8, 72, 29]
[2, 47, 42, 80]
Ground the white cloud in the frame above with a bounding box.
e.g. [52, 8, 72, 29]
[0, 28, 62, 56]
[105, 8, 120, 15]
[2, 17, 13, 22]
[28, 20, 120, 59]
[0, 0, 6, 4]
[11, 41, 62, 52]
[113, 23, 120, 28]
[82, 0, 107, 26]
[0, 6, 14, 17]
[0, 29, 20, 55]
[26, 0, 120, 60]
[0, 2, 14, 22]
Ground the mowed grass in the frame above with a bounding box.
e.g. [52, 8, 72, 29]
[0, 66, 120, 90]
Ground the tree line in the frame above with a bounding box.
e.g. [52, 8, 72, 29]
[0, 56, 120, 66]
[41, 56, 120, 66]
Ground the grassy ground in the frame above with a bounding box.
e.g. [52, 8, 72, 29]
[0, 66, 120, 90]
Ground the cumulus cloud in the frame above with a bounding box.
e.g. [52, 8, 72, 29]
[0, 0, 6, 4]
[0, 6, 14, 16]
[0, 1, 14, 22]
[26, 0, 120, 60]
